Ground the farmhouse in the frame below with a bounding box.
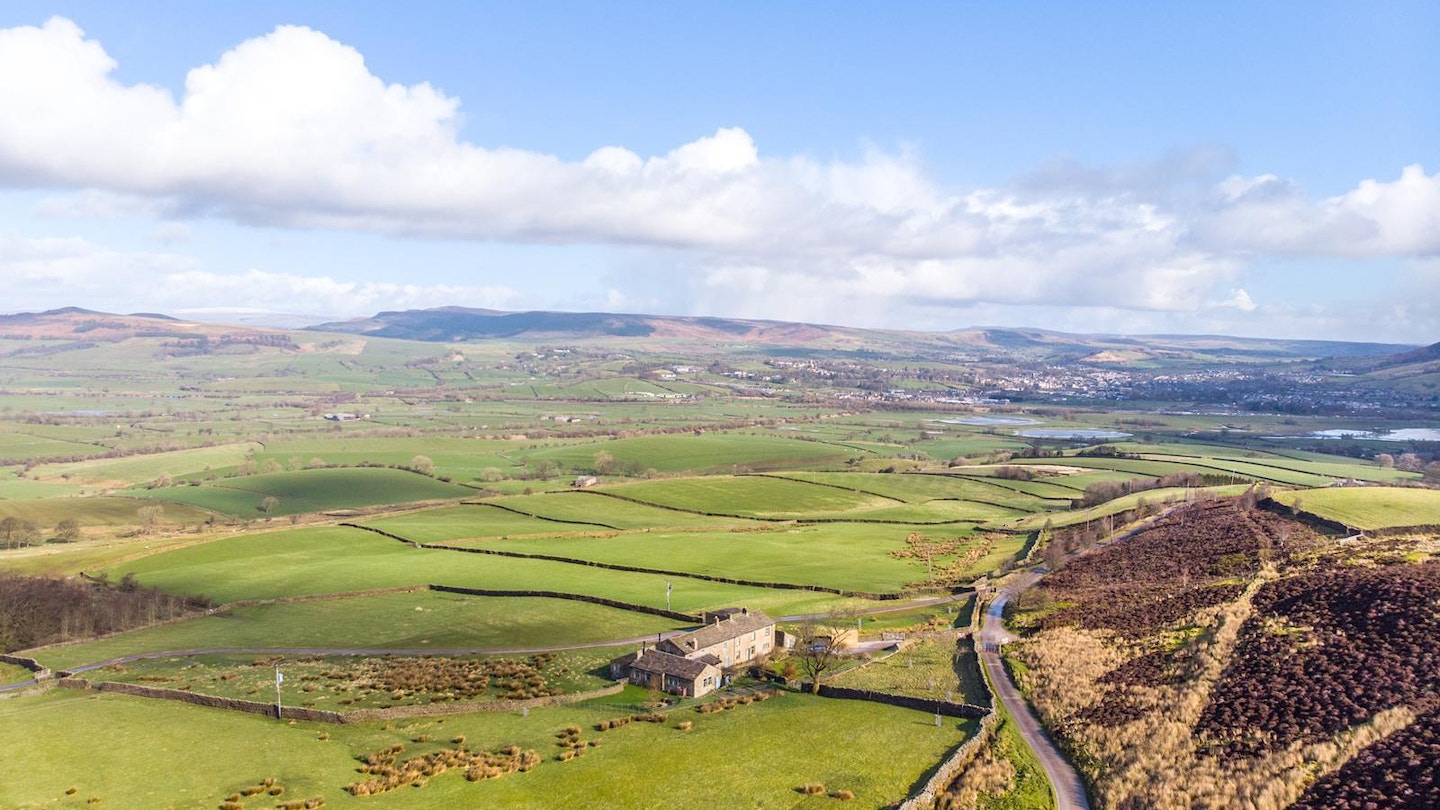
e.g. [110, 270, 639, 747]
[609, 607, 775, 698]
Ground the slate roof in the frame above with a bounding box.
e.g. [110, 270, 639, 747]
[663, 609, 774, 654]
[630, 649, 714, 680]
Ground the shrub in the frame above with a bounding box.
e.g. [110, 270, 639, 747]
[798, 782, 826, 795]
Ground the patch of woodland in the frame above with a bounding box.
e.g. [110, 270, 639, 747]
[1198, 561, 1440, 759]
[1290, 701, 1440, 810]
[1033, 500, 1317, 637]
[0, 572, 209, 652]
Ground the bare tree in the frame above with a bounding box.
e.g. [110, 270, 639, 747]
[260, 496, 279, 514]
[793, 611, 856, 693]
[410, 455, 435, 476]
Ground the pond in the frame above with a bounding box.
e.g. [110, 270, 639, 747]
[1307, 428, 1440, 442]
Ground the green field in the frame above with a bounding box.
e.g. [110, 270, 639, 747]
[1272, 486, 1440, 530]
[29, 592, 688, 671]
[0, 688, 973, 809]
[602, 475, 905, 519]
[33, 442, 263, 487]
[137, 468, 475, 517]
[106, 526, 873, 618]
[515, 433, 852, 474]
[831, 636, 988, 706]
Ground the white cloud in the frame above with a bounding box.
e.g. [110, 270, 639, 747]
[0, 17, 1435, 337]
[0, 234, 518, 318]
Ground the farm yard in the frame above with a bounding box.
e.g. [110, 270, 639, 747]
[0, 314, 1435, 809]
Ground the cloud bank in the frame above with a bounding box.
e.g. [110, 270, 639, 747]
[0, 17, 1435, 337]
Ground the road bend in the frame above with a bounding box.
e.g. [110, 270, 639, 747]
[979, 579, 1092, 810]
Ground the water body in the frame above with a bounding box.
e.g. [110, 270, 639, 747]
[1018, 428, 1132, 440]
[1308, 428, 1440, 442]
[933, 416, 1039, 426]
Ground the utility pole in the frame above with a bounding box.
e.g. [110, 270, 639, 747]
[274, 664, 284, 719]
[666, 580, 672, 612]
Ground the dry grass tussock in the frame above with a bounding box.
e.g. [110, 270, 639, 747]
[1014, 567, 1421, 809]
[936, 743, 1016, 810]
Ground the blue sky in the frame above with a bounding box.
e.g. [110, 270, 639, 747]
[0, 1, 1436, 342]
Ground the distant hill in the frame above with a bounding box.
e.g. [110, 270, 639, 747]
[0, 305, 1416, 367]
[305, 307, 1412, 364]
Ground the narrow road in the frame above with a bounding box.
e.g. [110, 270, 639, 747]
[979, 578, 1091, 810]
[1, 593, 970, 691]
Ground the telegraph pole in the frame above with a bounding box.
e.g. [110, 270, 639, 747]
[274, 664, 284, 719]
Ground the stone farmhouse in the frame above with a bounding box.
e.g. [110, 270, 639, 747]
[610, 607, 775, 698]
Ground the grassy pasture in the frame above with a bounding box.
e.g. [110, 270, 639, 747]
[136, 468, 474, 517]
[1005, 485, 1253, 530]
[483, 492, 757, 530]
[253, 437, 525, 482]
[0, 472, 87, 500]
[942, 472, 1084, 499]
[0, 431, 102, 463]
[30, 592, 686, 671]
[602, 475, 898, 519]
[1138, 452, 1416, 484]
[0, 495, 210, 529]
[0, 688, 971, 810]
[1131, 454, 1339, 487]
[515, 433, 850, 474]
[831, 636, 988, 706]
[107, 526, 872, 617]
[770, 472, 1053, 511]
[32, 442, 262, 486]
[458, 523, 942, 592]
[361, 504, 609, 543]
[1271, 487, 1440, 530]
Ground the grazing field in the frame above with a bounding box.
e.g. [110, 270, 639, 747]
[603, 475, 908, 519]
[0, 495, 211, 529]
[770, 471, 1057, 512]
[361, 504, 614, 542]
[453, 524, 936, 592]
[1271, 486, 1440, 530]
[136, 468, 475, 517]
[832, 636, 988, 706]
[32, 442, 263, 487]
[29, 592, 687, 671]
[513, 432, 850, 473]
[0, 688, 972, 810]
[478, 492, 758, 530]
[107, 526, 870, 617]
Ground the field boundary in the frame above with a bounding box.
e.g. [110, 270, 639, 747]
[55, 677, 626, 723]
[345, 521, 956, 602]
[428, 584, 701, 622]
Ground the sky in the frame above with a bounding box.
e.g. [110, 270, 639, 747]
[0, 2, 1436, 343]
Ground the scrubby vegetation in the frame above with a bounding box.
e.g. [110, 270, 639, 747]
[0, 572, 208, 652]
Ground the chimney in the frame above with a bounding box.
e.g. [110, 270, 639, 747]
[636, 646, 644, 659]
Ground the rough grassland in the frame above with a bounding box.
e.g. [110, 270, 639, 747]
[30, 592, 686, 671]
[1272, 486, 1440, 530]
[0, 688, 971, 809]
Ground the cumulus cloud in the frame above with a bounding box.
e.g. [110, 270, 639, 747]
[0, 234, 518, 317]
[0, 17, 1435, 332]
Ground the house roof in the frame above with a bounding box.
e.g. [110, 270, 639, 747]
[629, 649, 716, 681]
[663, 609, 774, 655]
